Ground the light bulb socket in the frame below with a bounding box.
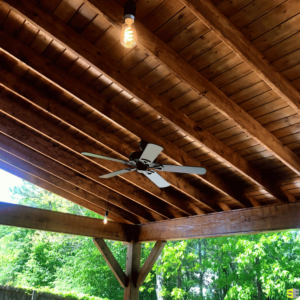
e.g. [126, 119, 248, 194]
[124, 0, 136, 21]
[105, 210, 108, 218]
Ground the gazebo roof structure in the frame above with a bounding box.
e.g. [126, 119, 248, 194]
[0, 0, 300, 298]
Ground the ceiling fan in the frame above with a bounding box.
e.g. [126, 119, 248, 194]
[82, 140, 206, 188]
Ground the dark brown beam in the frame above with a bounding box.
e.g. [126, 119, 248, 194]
[0, 65, 228, 212]
[0, 152, 140, 224]
[0, 67, 217, 214]
[0, 95, 182, 219]
[81, 0, 300, 177]
[0, 0, 290, 204]
[137, 202, 300, 242]
[0, 64, 210, 215]
[0, 126, 162, 223]
[0, 201, 134, 241]
[136, 240, 166, 288]
[0, 93, 201, 218]
[0, 1, 255, 209]
[94, 238, 128, 288]
[181, 0, 300, 115]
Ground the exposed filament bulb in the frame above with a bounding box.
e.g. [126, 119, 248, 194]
[121, 18, 137, 48]
[103, 210, 108, 224]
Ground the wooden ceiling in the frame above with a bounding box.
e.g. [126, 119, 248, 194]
[0, 0, 300, 225]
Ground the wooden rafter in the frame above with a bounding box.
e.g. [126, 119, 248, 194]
[0, 113, 181, 220]
[0, 160, 132, 224]
[181, 0, 300, 114]
[0, 36, 227, 212]
[0, 70, 217, 216]
[79, 0, 300, 178]
[0, 201, 133, 241]
[137, 202, 300, 242]
[0, 150, 142, 224]
[0, 0, 292, 205]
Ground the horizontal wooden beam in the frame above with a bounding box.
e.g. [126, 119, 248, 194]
[181, 0, 300, 114]
[0, 201, 134, 241]
[137, 202, 300, 242]
[1, 0, 289, 204]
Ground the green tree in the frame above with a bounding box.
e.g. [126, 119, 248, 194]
[1, 181, 300, 300]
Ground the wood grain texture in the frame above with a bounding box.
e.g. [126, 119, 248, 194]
[0, 201, 133, 241]
[136, 240, 166, 288]
[137, 202, 300, 242]
[124, 241, 141, 300]
[181, 0, 300, 118]
[0, 0, 228, 212]
[78, 0, 300, 178]
[94, 238, 128, 288]
[0, 95, 183, 219]
[0, 0, 290, 205]
[0, 149, 139, 224]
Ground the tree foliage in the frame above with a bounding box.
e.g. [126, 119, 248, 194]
[0, 181, 299, 299]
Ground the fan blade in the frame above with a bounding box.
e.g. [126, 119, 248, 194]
[82, 152, 130, 165]
[144, 171, 170, 188]
[99, 168, 135, 179]
[139, 143, 163, 164]
[156, 165, 206, 175]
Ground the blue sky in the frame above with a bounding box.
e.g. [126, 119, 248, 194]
[0, 168, 23, 203]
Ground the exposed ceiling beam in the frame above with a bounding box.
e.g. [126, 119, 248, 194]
[0, 67, 217, 214]
[0, 95, 201, 217]
[79, 0, 300, 178]
[0, 121, 174, 221]
[0, 152, 141, 224]
[0, 1, 289, 205]
[181, 0, 300, 114]
[0, 201, 134, 241]
[0, 66, 224, 213]
[137, 202, 300, 242]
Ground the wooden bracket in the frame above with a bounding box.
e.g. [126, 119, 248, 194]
[280, 186, 297, 202]
[93, 238, 128, 288]
[94, 238, 166, 300]
[136, 240, 167, 288]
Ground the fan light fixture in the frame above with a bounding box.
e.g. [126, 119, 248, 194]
[120, 0, 138, 48]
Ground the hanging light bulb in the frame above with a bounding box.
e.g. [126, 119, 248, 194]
[103, 210, 108, 224]
[104, 191, 110, 225]
[120, 0, 138, 48]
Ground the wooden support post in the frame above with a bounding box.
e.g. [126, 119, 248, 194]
[124, 241, 141, 300]
[93, 238, 128, 288]
[136, 241, 166, 288]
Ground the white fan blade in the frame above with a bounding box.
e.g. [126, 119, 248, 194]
[144, 171, 170, 188]
[82, 152, 130, 165]
[156, 165, 206, 175]
[140, 144, 163, 164]
[99, 168, 135, 179]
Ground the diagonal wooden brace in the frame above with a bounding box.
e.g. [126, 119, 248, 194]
[93, 238, 128, 288]
[94, 238, 166, 300]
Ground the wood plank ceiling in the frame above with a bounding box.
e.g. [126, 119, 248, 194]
[0, 0, 300, 224]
